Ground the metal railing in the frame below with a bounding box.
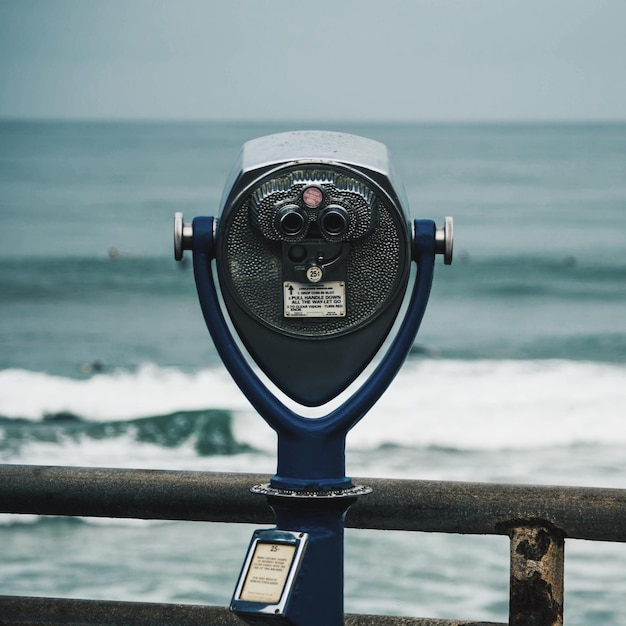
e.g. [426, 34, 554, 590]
[1, 464, 625, 625]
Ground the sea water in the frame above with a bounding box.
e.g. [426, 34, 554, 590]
[0, 120, 625, 623]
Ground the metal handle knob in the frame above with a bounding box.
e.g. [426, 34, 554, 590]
[435, 216, 453, 265]
[174, 212, 193, 261]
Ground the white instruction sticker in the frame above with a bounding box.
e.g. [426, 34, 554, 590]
[283, 281, 346, 318]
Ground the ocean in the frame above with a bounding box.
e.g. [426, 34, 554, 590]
[1, 120, 625, 623]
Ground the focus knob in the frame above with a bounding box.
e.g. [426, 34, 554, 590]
[435, 216, 453, 265]
[174, 212, 193, 261]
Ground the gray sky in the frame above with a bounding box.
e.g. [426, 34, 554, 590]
[1, 0, 624, 122]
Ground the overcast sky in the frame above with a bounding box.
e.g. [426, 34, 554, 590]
[1, 0, 624, 122]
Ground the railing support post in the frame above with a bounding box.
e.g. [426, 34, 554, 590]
[509, 525, 564, 626]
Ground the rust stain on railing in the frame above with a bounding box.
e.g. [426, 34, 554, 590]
[509, 525, 564, 626]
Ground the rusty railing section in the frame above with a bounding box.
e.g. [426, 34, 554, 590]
[1, 464, 625, 625]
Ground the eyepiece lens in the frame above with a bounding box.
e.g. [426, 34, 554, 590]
[320, 206, 349, 238]
[281, 212, 304, 234]
[276, 206, 307, 238]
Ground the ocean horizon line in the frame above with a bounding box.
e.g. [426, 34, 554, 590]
[2, 116, 626, 127]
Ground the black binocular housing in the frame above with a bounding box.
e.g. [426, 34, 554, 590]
[216, 131, 412, 406]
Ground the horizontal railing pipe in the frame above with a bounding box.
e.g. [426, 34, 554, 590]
[1, 465, 625, 542]
[0, 596, 503, 626]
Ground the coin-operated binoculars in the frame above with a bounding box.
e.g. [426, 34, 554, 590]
[174, 131, 452, 625]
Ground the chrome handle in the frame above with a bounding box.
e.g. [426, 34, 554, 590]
[435, 216, 453, 265]
[174, 212, 193, 261]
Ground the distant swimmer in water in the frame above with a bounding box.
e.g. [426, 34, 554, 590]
[80, 360, 105, 374]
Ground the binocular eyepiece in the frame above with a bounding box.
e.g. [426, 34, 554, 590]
[250, 169, 377, 243]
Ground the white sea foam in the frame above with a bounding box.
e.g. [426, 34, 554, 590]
[350, 358, 626, 450]
[1, 359, 625, 453]
[0, 364, 249, 421]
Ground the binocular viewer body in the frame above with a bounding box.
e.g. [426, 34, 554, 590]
[215, 131, 413, 406]
[175, 128, 453, 484]
[175, 131, 452, 625]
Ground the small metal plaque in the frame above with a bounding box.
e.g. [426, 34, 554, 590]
[231, 529, 309, 619]
[239, 542, 297, 603]
[283, 281, 346, 318]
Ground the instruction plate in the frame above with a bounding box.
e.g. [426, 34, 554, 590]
[238, 542, 297, 603]
[231, 529, 309, 618]
[283, 281, 346, 318]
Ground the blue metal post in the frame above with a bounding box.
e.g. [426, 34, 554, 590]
[268, 496, 356, 625]
[191, 216, 438, 624]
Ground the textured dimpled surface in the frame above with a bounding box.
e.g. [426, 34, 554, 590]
[221, 195, 404, 338]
